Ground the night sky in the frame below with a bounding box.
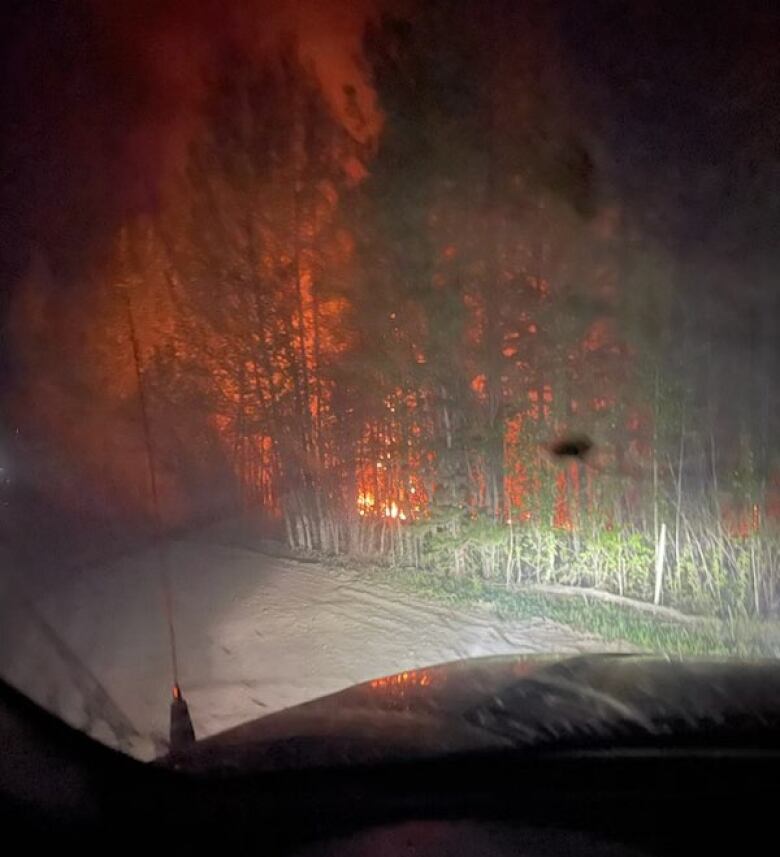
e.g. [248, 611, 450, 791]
[563, 1, 780, 256]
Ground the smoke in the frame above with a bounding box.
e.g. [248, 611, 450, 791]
[0, 0, 381, 316]
[91, 0, 382, 184]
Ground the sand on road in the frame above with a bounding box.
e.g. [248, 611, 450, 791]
[1, 537, 609, 758]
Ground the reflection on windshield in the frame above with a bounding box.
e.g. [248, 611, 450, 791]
[370, 670, 435, 692]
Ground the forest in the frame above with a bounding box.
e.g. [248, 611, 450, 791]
[6, 2, 779, 622]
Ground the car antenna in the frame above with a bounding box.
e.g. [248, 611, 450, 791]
[122, 285, 195, 754]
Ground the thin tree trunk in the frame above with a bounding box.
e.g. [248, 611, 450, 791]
[652, 366, 660, 546]
[505, 512, 514, 585]
[654, 522, 667, 606]
[292, 184, 312, 454]
[675, 408, 686, 588]
[311, 278, 323, 462]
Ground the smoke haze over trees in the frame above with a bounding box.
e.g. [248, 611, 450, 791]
[2, 1, 778, 619]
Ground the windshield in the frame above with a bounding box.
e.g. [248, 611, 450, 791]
[1, 0, 778, 762]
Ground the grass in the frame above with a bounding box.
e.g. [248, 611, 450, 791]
[246, 533, 780, 658]
[343, 559, 780, 658]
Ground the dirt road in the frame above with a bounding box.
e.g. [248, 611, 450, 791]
[1, 537, 608, 758]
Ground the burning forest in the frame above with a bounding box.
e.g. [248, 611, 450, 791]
[2, 1, 779, 627]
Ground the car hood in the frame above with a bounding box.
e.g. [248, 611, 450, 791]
[170, 653, 780, 773]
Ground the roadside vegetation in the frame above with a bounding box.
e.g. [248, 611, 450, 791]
[321, 546, 780, 658]
[389, 566, 780, 658]
[239, 522, 780, 659]
[332, 510, 779, 622]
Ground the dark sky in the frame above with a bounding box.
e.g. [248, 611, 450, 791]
[562, 1, 780, 259]
[1, 0, 778, 377]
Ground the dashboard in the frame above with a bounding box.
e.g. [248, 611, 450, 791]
[2, 673, 779, 853]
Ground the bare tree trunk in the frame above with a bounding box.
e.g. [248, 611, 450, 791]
[292, 183, 312, 454]
[675, 407, 686, 589]
[311, 278, 323, 461]
[654, 522, 667, 606]
[535, 528, 542, 584]
[505, 513, 514, 585]
[652, 367, 660, 546]
[751, 539, 760, 617]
